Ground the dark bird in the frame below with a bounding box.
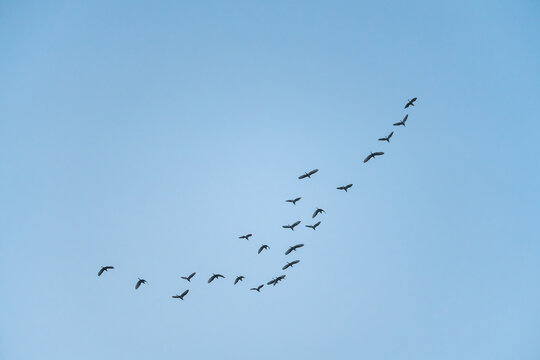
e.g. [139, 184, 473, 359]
[282, 220, 301, 231]
[181, 272, 196, 282]
[306, 221, 321, 230]
[378, 131, 394, 142]
[336, 184, 353, 192]
[239, 233, 252, 240]
[282, 260, 300, 270]
[267, 275, 286, 286]
[208, 273, 225, 283]
[312, 208, 325, 218]
[363, 152, 384, 163]
[250, 284, 264, 292]
[258, 244, 270, 254]
[135, 278, 147, 290]
[298, 169, 319, 179]
[172, 289, 189, 300]
[234, 276, 245, 285]
[285, 244, 304, 255]
[393, 114, 408, 127]
[97, 266, 114, 276]
[404, 97, 417, 109]
[286, 197, 302, 205]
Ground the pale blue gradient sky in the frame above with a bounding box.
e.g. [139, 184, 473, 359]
[1, 1, 539, 359]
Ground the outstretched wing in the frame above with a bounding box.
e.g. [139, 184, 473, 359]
[378, 137, 386, 141]
[298, 173, 308, 179]
[98, 268, 105, 276]
[282, 263, 290, 270]
[373, 152, 384, 156]
[172, 295, 180, 298]
[258, 246, 264, 254]
[393, 122, 401, 126]
[294, 244, 304, 250]
[282, 225, 290, 229]
[345, 184, 353, 189]
[180, 289, 189, 298]
[388, 131, 393, 139]
[291, 220, 301, 228]
[208, 276, 215, 283]
[135, 280, 142, 289]
[402, 114, 408, 123]
[308, 169, 319, 176]
[188, 272, 196, 279]
[285, 248, 293, 255]
[291, 260, 300, 266]
[314, 221, 321, 228]
[363, 154, 373, 163]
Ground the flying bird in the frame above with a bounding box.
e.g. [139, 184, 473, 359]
[208, 273, 225, 283]
[97, 266, 114, 276]
[234, 276, 245, 285]
[298, 169, 319, 179]
[312, 208, 325, 218]
[286, 197, 302, 205]
[282, 260, 300, 270]
[393, 114, 408, 127]
[336, 184, 353, 192]
[404, 97, 417, 109]
[378, 131, 394, 142]
[306, 221, 321, 230]
[363, 152, 384, 163]
[282, 220, 301, 231]
[181, 272, 196, 282]
[172, 289, 189, 300]
[135, 278, 147, 290]
[285, 244, 304, 255]
[267, 275, 286, 286]
[239, 234, 252, 240]
[258, 244, 270, 254]
[250, 284, 264, 292]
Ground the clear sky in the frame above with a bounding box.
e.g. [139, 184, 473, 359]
[1, 1, 539, 359]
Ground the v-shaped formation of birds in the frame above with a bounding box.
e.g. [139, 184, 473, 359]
[98, 97, 418, 301]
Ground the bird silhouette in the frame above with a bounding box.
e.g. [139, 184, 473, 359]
[404, 97, 417, 109]
[282, 260, 300, 270]
[305, 221, 321, 230]
[172, 289, 189, 300]
[285, 244, 304, 255]
[181, 272, 196, 282]
[363, 152, 384, 163]
[98, 266, 114, 276]
[312, 208, 325, 218]
[298, 169, 319, 179]
[336, 184, 353, 192]
[267, 275, 286, 286]
[378, 131, 394, 142]
[250, 284, 264, 292]
[208, 273, 225, 283]
[286, 197, 302, 205]
[393, 114, 408, 127]
[135, 278, 147, 290]
[282, 220, 301, 231]
[258, 244, 270, 254]
[234, 276, 245, 285]
[239, 234, 252, 240]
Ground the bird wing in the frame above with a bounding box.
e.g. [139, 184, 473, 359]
[282, 264, 290, 270]
[378, 137, 386, 141]
[292, 221, 301, 227]
[388, 131, 393, 139]
[393, 122, 401, 126]
[312, 209, 318, 218]
[181, 289, 189, 297]
[411, 97, 417, 102]
[363, 154, 373, 163]
[258, 285, 264, 290]
[295, 244, 304, 249]
[172, 295, 180, 298]
[346, 184, 353, 189]
[135, 280, 142, 289]
[314, 221, 321, 227]
[208, 276, 215, 283]
[285, 248, 293, 255]
[295, 197, 301, 202]
[337, 186, 344, 190]
[282, 225, 290, 229]
[402, 114, 408, 123]
[189, 272, 196, 279]
[291, 260, 300, 265]
[308, 169, 319, 176]
[258, 246, 264, 254]
[98, 268, 105, 276]
[298, 174, 308, 179]
[374, 152, 384, 156]
[286, 199, 293, 203]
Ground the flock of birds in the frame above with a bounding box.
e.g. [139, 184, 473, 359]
[97, 97, 419, 301]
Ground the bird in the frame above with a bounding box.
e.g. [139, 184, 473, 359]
[239, 234, 252, 240]
[298, 169, 319, 179]
[282, 260, 300, 270]
[305, 221, 321, 230]
[208, 273, 225, 283]
[181, 272, 196, 282]
[312, 208, 325, 218]
[404, 97, 417, 109]
[250, 284, 264, 292]
[286, 197, 302, 205]
[234, 276, 245, 285]
[267, 275, 286, 286]
[285, 244, 304, 255]
[97, 266, 114, 276]
[172, 289, 189, 300]
[393, 114, 408, 127]
[135, 278, 147, 290]
[336, 184, 353, 192]
[378, 131, 394, 142]
[363, 152, 384, 163]
[258, 244, 270, 254]
[282, 220, 301, 231]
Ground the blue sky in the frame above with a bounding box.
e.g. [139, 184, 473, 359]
[1, 1, 539, 359]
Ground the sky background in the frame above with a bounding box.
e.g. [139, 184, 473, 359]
[1, 1, 539, 359]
